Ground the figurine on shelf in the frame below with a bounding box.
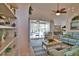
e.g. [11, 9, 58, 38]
[0, 30, 8, 44]
[11, 23, 16, 27]
[2, 31, 6, 43]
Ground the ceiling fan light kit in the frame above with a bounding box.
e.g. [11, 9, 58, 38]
[52, 3, 67, 16]
[56, 12, 60, 16]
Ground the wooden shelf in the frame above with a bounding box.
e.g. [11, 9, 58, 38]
[4, 42, 17, 56]
[5, 48, 16, 56]
[0, 38, 15, 54]
[0, 25, 16, 29]
[0, 3, 16, 19]
[0, 3, 17, 56]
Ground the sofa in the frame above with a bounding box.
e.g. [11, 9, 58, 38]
[64, 46, 79, 56]
[47, 46, 79, 56]
[47, 32, 79, 56]
[60, 32, 79, 46]
[48, 32, 79, 56]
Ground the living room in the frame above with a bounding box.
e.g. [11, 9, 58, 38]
[0, 3, 79, 56]
[29, 3, 79, 56]
[1, 1, 79, 59]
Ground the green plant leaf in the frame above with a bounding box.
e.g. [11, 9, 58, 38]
[5, 47, 12, 53]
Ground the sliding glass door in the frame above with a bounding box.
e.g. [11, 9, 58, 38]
[30, 20, 50, 39]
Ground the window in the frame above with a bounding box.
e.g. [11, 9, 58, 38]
[30, 20, 50, 39]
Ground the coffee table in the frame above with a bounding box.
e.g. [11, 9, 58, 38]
[46, 43, 72, 56]
[42, 40, 61, 50]
[42, 39, 72, 55]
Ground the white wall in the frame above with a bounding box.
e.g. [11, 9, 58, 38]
[53, 14, 79, 32]
[53, 15, 68, 27]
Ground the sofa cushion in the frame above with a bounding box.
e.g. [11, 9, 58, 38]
[63, 34, 72, 38]
[72, 49, 79, 56]
[48, 49, 64, 56]
[64, 47, 79, 56]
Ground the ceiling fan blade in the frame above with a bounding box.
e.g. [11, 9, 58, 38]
[60, 8, 66, 11]
[60, 11, 67, 13]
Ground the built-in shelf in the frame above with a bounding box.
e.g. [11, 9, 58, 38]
[72, 20, 79, 23]
[0, 38, 15, 54]
[5, 47, 16, 56]
[0, 3, 17, 56]
[0, 25, 16, 29]
[0, 3, 17, 19]
[4, 41, 17, 56]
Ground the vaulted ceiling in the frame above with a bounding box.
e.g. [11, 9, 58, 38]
[30, 3, 79, 21]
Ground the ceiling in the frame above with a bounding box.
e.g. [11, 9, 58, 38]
[30, 3, 79, 21]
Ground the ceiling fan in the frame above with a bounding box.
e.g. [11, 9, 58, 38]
[52, 3, 67, 15]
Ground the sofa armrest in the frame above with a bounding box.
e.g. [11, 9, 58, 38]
[48, 49, 64, 56]
[64, 48, 79, 56]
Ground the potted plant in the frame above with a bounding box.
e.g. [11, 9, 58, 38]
[5, 47, 12, 53]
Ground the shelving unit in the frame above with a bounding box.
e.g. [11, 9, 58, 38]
[0, 3, 17, 56]
[71, 20, 79, 30]
[0, 3, 17, 19]
[0, 38, 15, 55]
[71, 15, 79, 30]
[0, 25, 16, 29]
[1, 38, 17, 56]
